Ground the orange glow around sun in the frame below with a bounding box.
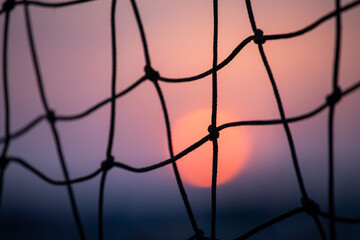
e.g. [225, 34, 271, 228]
[173, 108, 250, 188]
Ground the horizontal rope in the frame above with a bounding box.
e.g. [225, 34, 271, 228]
[1, 0, 359, 239]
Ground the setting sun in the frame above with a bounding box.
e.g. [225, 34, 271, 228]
[173, 109, 251, 188]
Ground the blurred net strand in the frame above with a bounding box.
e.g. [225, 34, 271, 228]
[328, 0, 342, 238]
[0, 0, 359, 239]
[246, 0, 328, 238]
[0, 0, 358, 128]
[3, 76, 360, 180]
[0, 0, 11, 210]
[234, 207, 305, 240]
[0, 0, 359, 142]
[24, 0, 86, 238]
[159, 0, 360, 83]
[1, 79, 359, 144]
[129, 0, 204, 236]
[210, 0, 219, 239]
[97, 0, 117, 239]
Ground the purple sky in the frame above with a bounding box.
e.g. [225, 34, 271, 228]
[1, 0, 360, 239]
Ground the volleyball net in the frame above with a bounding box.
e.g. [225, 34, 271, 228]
[1, 0, 360, 239]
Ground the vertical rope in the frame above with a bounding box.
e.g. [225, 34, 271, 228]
[245, 1, 327, 239]
[0, 6, 11, 209]
[23, 1, 85, 239]
[99, 1, 118, 239]
[98, 171, 107, 240]
[257, 44, 307, 197]
[211, 0, 219, 239]
[130, 0, 203, 235]
[328, 112, 335, 240]
[105, 0, 118, 158]
[328, 0, 342, 239]
[245, 0, 308, 200]
[130, 0, 151, 67]
[152, 80, 202, 236]
[333, 0, 342, 91]
[0, 10, 10, 159]
[0, 1, 359, 239]
[258, 30, 327, 240]
[211, 0, 218, 127]
[328, 104, 336, 240]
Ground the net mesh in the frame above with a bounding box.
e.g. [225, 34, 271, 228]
[1, 0, 360, 239]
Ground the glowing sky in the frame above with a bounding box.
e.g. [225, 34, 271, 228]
[1, 0, 360, 239]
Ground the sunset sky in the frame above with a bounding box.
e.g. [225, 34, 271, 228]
[1, 0, 360, 239]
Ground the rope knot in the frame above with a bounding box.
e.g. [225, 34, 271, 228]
[301, 197, 320, 216]
[101, 155, 114, 171]
[47, 110, 56, 123]
[2, 0, 15, 12]
[144, 65, 159, 82]
[207, 125, 219, 141]
[254, 29, 266, 44]
[326, 86, 342, 106]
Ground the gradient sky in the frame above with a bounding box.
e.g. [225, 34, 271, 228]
[1, 0, 360, 239]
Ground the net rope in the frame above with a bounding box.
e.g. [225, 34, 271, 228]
[1, 0, 360, 239]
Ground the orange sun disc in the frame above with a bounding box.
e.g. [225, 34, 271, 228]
[173, 108, 250, 188]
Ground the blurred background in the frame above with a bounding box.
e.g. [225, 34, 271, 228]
[0, 0, 359, 239]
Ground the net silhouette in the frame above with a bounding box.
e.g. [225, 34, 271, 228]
[1, 0, 360, 239]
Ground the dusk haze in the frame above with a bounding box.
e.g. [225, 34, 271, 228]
[0, 0, 359, 239]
